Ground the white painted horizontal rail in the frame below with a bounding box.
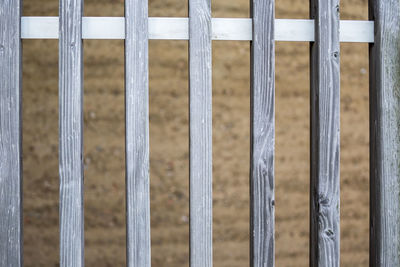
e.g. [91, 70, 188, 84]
[21, 17, 374, 42]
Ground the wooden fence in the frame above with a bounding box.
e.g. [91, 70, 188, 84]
[0, 0, 399, 266]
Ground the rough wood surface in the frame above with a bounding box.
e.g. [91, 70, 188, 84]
[309, 0, 340, 266]
[0, 0, 23, 266]
[125, 0, 151, 266]
[59, 0, 84, 266]
[189, 0, 213, 266]
[250, 0, 275, 266]
[369, 0, 400, 266]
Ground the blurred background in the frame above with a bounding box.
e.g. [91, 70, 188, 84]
[22, 0, 369, 266]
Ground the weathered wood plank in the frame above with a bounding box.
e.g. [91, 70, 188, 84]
[125, 0, 151, 266]
[0, 0, 23, 266]
[59, 0, 84, 266]
[369, 0, 400, 266]
[309, 0, 340, 266]
[188, 0, 213, 266]
[250, 0, 275, 266]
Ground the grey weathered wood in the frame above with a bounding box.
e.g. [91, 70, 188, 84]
[59, 0, 84, 266]
[0, 0, 23, 266]
[369, 0, 400, 266]
[309, 0, 340, 266]
[189, 0, 213, 266]
[250, 0, 275, 266]
[125, 0, 151, 266]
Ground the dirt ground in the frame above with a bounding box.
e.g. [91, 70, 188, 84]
[22, 0, 369, 266]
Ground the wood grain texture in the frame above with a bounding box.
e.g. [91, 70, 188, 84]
[189, 0, 213, 266]
[369, 0, 400, 266]
[0, 0, 23, 266]
[125, 0, 151, 266]
[59, 0, 84, 266]
[250, 0, 275, 266]
[310, 0, 340, 266]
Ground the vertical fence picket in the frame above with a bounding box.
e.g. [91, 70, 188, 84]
[189, 0, 213, 266]
[59, 0, 84, 266]
[369, 0, 400, 266]
[0, 0, 23, 266]
[309, 0, 340, 266]
[250, 0, 275, 266]
[125, 0, 151, 266]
